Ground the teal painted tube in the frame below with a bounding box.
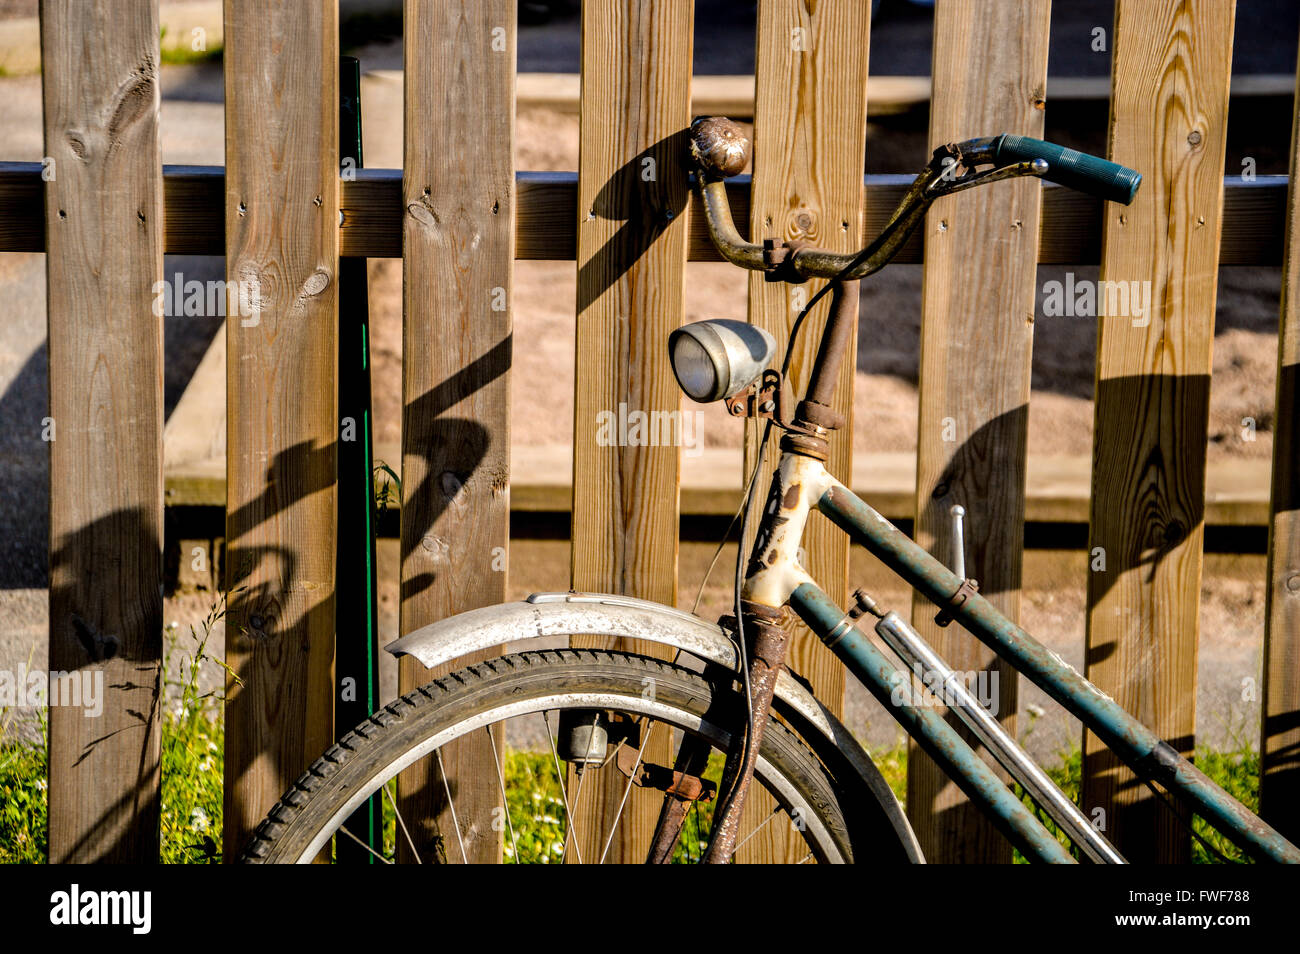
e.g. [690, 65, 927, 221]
[788, 582, 1075, 864]
[817, 482, 1300, 865]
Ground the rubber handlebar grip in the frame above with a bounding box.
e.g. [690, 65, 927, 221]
[995, 134, 1141, 205]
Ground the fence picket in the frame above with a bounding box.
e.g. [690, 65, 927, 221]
[41, 0, 165, 863]
[568, 0, 693, 863]
[1083, 0, 1236, 863]
[739, 0, 871, 864]
[907, 0, 1051, 864]
[1260, 33, 1300, 847]
[395, 0, 516, 864]
[222, 0, 340, 859]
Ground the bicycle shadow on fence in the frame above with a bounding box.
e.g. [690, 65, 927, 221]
[222, 437, 338, 851]
[576, 129, 691, 316]
[395, 333, 512, 861]
[398, 333, 512, 604]
[45, 506, 163, 862]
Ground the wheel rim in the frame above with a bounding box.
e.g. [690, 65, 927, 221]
[286, 689, 845, 864]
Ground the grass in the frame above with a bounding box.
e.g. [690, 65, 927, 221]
[0, 597, 236, 864]
[158, 27, 223, 67]
[1005, 743, 1261, 863]
[0, 625, 1272, 865]
[0, 709, 45, 864]
[498, 749, 722, 863]
[157, 596, 237, 863]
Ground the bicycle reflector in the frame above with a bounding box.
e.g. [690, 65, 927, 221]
[668, 319, 775, 403]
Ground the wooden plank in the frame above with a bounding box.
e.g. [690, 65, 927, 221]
[905, 0, 1049, 865]
[1260, 44, 1300, 845]
[221, 0, 339, 858]
[395, 0, 515, 865]
[40, 0, 164, 863]
[0, 164, 1288, 264]
[568, 0, 692, 864]
[738, 0, 871, 864]
[1083, 0, 1235, 864]
[163, 446, 1273, 527]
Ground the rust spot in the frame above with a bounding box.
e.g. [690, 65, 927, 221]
[782, 482, 801, 509]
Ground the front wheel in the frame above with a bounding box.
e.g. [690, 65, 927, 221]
[242, 649, 876, 863]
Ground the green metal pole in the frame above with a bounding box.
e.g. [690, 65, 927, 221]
[335, 55, 382, 862]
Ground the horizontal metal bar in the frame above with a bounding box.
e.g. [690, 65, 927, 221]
[0, 162, 1285, 264]
[787, 581, 1076, 864]
[815, 477, 1300, 865]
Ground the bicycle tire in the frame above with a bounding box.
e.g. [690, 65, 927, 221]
[241, 649, 889, 863]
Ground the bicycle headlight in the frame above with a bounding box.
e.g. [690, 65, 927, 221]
[668, 320, 776, 403]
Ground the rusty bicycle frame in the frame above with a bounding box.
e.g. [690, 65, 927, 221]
[676, 117, 1300, 865]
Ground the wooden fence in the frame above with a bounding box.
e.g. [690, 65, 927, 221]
[6, 0, 1297, 863]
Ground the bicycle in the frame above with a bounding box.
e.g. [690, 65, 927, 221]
[242, 117, 1300, 864]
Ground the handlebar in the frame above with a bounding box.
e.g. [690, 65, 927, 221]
[687, 117, 1142, 282]
[992, 134, 1141, 205]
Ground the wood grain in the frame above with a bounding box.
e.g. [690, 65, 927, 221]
[396, 0, 515, 864]
[40, 0, 164, 863]
[1083, 0, 1235, 864]
[221, 0, 338, 859]
[906, 0, 1049, 865]
[1260, 37, 1300, 846]
[568, 0, 692, 864]
[739, 0, 870, 864]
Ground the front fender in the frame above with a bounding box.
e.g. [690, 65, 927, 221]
[387, 591, 924, 863]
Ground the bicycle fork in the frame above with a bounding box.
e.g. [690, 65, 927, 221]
[697, 280, 859, 863]
[698, 449, 833, 862]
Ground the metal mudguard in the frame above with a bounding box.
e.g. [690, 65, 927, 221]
[386, 591, 924, 862]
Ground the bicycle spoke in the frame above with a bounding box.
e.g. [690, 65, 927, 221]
[383, 776, 422, 864]
[337, 824, 394, 864]
[485, 727, 519, 864]
[729, 804, 781, 860]
[559, 712, 599, 864]
[435, 748, 469, 864]
[543, 710, 584, 863]
[248, 655, 846, 863]
[598, 721, 656, 864]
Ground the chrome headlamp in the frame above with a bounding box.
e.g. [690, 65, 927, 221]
[668, 320, 776, 404]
